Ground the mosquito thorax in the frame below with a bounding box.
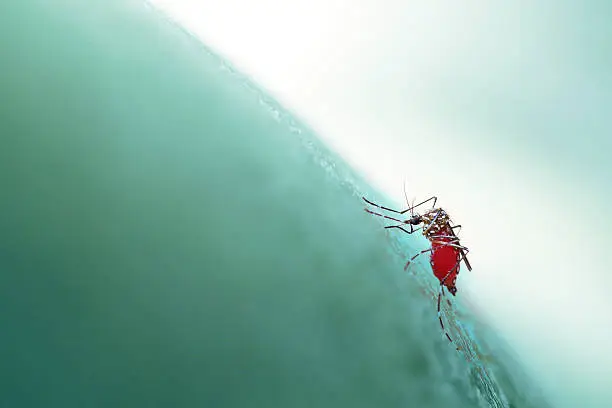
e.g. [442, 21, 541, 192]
[423, 208, 450, 225]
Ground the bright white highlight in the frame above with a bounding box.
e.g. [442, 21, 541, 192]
[149, 1, 612, 406]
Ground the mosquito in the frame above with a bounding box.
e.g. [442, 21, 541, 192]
[363, 193, 472, 348]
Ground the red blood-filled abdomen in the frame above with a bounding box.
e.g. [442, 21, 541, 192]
[430, 240, 460, 284]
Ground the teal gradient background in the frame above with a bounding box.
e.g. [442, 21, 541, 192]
[149, 1, 612, 407]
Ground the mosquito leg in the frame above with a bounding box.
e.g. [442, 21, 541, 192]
[459, 248, 472, 271]
[428, 239, 472, 272]
[445, 227, 472, 271]
[362, 196, 438, 215]
[410, 196, 437, 211]
[439, 250, 470, 283]
[386, 225, 423, 235]
[404, 248, 433, 271]
[384, 225, 416, 234]
[365, 209, 425, 236]
[438, 286, 459, 350]
[430, 235, 461, 243]
[364, 209, 406, 224]
[440, 267, 456, 285]
[432, 241, 469, 251]
[362, 197, 411, 214]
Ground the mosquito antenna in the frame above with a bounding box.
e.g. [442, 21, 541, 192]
[402, 178, 417, 219]
[402, 178, 411, 213]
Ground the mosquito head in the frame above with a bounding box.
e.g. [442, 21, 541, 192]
[407, 214, 422, 225]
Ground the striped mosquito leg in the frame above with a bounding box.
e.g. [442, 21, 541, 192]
[385, 225, 412, 234]
[461, 250, 472, 271]
[431, 240, 471, 272]
[385, 225, 422, 234]
[404, 248, 433, 270]
[414, 196, 437, 210]
[439, 253, 467, 286]
[405, 196, 437, 214]
[364, 209, 405, 224]
[362, 195, 437, 215]
[430, 236, 462, 246]
[447, 228, 472, 271]
[440, 267, 456, 285]
[439, 242, 469, 251]
[455, 248, 470, 270]
[430, 234, 461, 241]
[438, 286, 459, 350]
[441, 250, 470, 282]
[362, 196, 411, 214]
[438, 286, 453, 343]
